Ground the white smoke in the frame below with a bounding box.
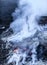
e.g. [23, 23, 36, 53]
[4, 0, 47, 65]
[1, 0, 47, 42]
[4, 0, 46, 42]
[7, 48, 27, 65]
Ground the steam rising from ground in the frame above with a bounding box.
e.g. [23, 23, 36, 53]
[4, 0, 47, 42]
[1, 0, 47, 65]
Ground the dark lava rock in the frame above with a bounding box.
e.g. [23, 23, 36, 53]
[38, 16, 47, 25]
[1, 28, 13, 38]
[36, 43, 47, 61]
[0, 39, 12, 64]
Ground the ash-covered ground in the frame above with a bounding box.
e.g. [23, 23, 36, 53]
[0, 0, 47, 65]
